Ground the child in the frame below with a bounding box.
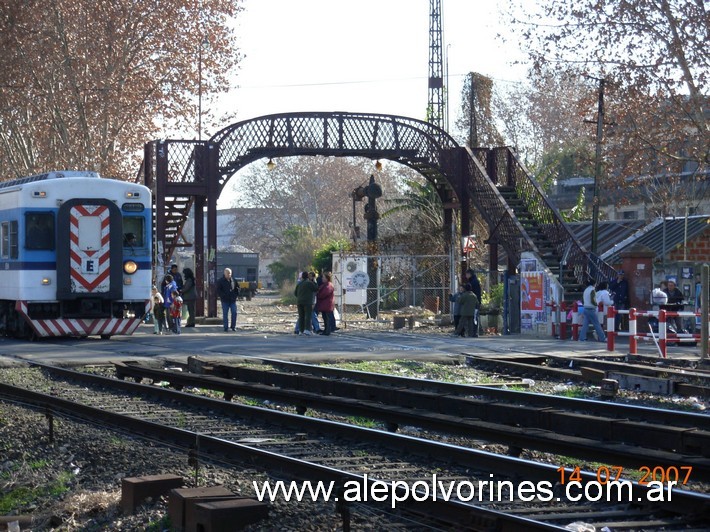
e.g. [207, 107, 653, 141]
[151, 286, 165, 335]
[170, 289, 183, 334]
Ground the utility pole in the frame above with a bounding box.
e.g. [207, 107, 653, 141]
[590, 78, 605, 255]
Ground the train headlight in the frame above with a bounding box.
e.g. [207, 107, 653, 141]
[123, 260, 138, 274]
[41, 277, 51, 285]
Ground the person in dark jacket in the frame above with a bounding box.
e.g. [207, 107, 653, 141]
[449, 284, 465, 334]
[465, 269, 482, 337]
[316, 272, 335, 335]
[663, 279, 685, 333]
[216, 268, 239, 331]
[294, 271, 318, 336]
[454, 284, 479, 337]
[609, 270, 629, 331]
[162, 274, 178, 333]
[169, 264, 184, 292]
[181, 268, 197, 327]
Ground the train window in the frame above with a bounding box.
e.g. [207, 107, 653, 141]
[1, 221, 18, 259]
[123, 217, 144, 247]
[25, 213, 55, 250]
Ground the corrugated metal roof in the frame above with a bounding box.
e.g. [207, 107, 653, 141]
[600, 215, 710, 265]
[567, 220, 646, 257]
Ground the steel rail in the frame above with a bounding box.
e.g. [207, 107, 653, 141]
[5, 362, 708, 518]
[236, 357, 710, 431]
[114, 361, 710, 480]
[0, 376, 564, 531]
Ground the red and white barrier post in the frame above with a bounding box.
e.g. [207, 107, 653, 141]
[628, 308, 637, 355]
[549, 301, 558, 338]
[559, 302, 568, 340]
[658, 309, 667, 358]
[606, 306, 616, 351]
[572, 301, 580, 341]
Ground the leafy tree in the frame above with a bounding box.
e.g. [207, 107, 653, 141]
[530, 141, 596, 194]
[382, 178, 443, 233]
[278, 226, 320, 274]
[267, 261, 297, 289]
[504, 0, 709, 215]
[0, 0, 241, 178]
[561, 187, 589, 222]
[313, 239, 350, 274]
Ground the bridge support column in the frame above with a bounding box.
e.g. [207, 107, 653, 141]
[194, 196, 205, 317]
[155, 140, 169, 266]
[206, 144, 219, 318]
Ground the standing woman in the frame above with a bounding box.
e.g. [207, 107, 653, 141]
[316, 272, 335, 335]
[182, 268, 197, 327]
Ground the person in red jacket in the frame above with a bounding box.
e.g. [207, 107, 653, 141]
[316, 272, 335, 336]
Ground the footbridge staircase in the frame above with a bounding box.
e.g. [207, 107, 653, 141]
[469, 147, 616, 301]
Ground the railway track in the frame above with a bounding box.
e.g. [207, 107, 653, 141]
[2, 363, 709, 530]
[114, 358, 710, 483]
[462, 352, 710, 398]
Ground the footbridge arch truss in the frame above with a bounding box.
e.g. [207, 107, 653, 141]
[144, 111, 612, 317]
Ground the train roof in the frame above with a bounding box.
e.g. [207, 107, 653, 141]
[0, 171, 102, 190]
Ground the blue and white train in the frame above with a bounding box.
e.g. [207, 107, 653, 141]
[0, 171, 152, 339]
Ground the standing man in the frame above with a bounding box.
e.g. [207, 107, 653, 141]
[216, 268, 239, 332]
[295, 271, 318, 336]
[609, 270, 629, 331]
[464, 269, 482, 337]
[579, 279, 606, 342]
[454, 284, 479, 338]
[170, 264, 184, 292]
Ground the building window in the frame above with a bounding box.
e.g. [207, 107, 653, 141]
[622, 211, 638, 220]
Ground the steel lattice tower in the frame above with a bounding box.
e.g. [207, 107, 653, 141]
[427, 0, 445, 129]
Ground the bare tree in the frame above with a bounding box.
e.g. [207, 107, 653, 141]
[491, 67, 595, 178]
[229, 156, 403, 255]
[0, 0, 241, 179]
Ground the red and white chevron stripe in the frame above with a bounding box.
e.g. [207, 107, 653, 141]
[69, 205, 111, 293]
[16, 301, 150, 338]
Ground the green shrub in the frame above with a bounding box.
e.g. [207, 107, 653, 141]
[280, 280, 297, 305]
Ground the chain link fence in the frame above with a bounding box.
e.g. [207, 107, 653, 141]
[354, 255, 453, 317]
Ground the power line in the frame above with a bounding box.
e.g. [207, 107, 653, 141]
[233, 72, 529, 91]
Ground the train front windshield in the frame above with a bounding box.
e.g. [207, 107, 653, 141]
[25, 212, 55, 250]
[122, 216, 145, 247]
